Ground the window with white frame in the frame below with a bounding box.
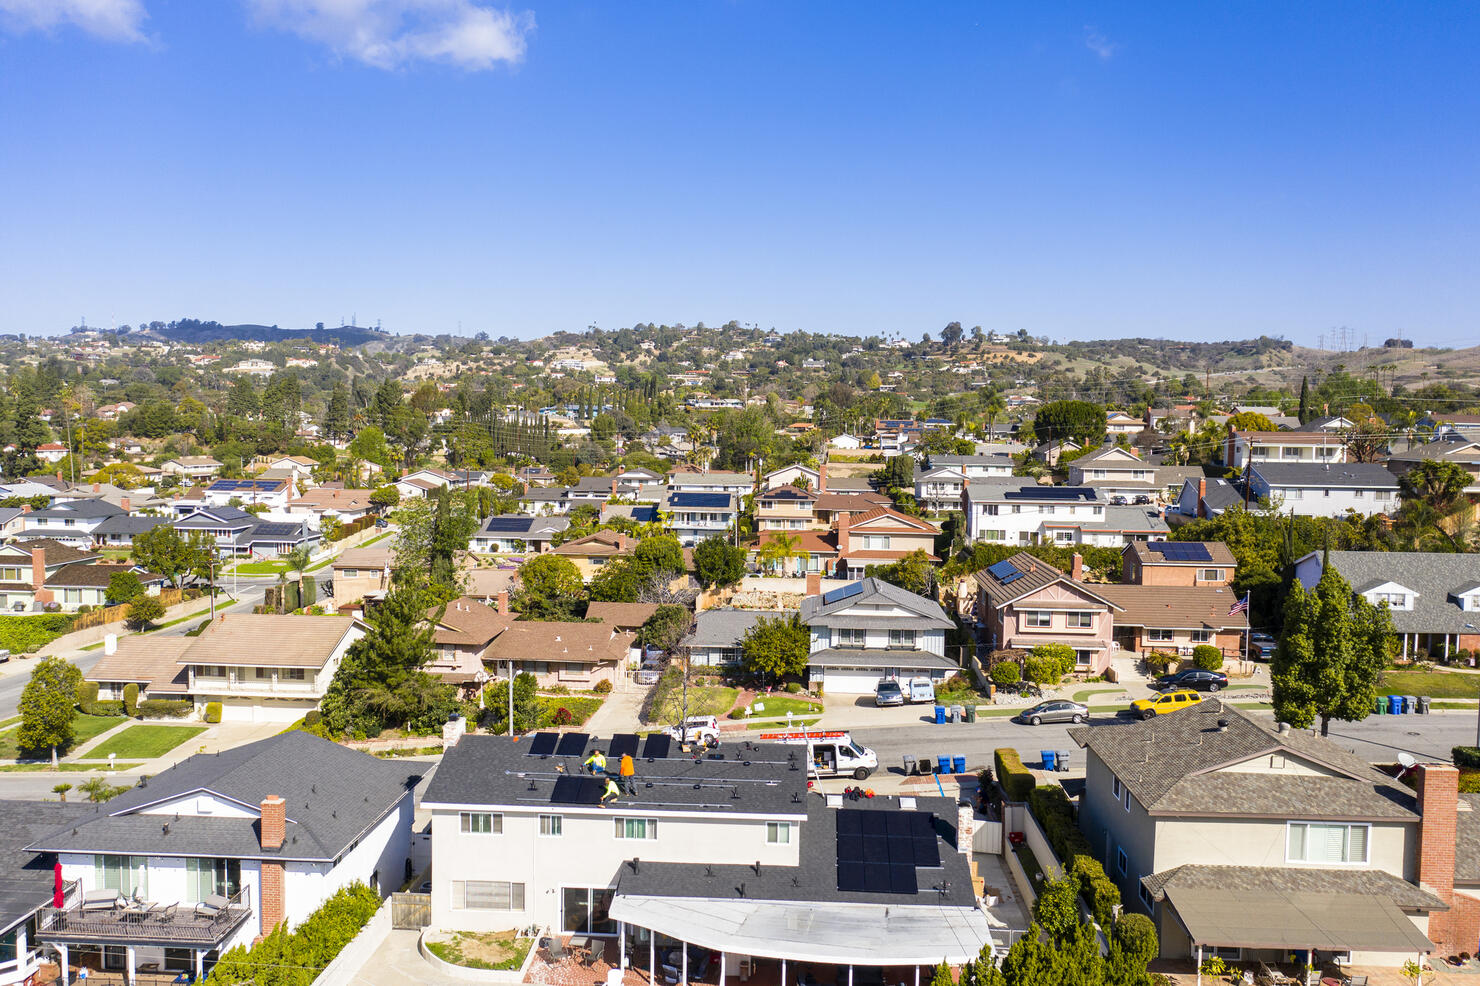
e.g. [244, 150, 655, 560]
[615, 817, 658, 840]
[539, 814, 563, 837]
[1373, 592, 1408, 609]
[1190, 630, 1212, 643]
[1023, 611, 1051, 628]
[766, 821, 792, 844]
[837, 628, 866, 647]
[1286, 822, 1368, 864]
[888, 628, 917, 649]
[452, 880, 525, 910]
[1066, 611, 1094, 629]
[1200, 569, 1223, 581]
[1138, 881, 1154, 909]
[862, 535, 890, 550]
[1116, 847, 1127, 877]
[1147, 628, 1175, 642]
[1123, 787, 1132, 812]
[460, 811, 501, 835]
[1112, 776, 1122, 799]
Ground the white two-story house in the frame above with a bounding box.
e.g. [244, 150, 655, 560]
[799, 577, 958, 693]
[1246, 462, 1400, 518]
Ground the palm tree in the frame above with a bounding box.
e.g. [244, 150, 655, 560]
[286, 545, 313, 580]
[758, 532, 802, 575]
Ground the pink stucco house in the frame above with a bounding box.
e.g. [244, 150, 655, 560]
[971, 552, 1120, 674]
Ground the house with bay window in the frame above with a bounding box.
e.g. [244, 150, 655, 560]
[1070, 702, 1478, 967]
[421, 731, 993, 986]
[27, 732, 422, 985]
[799, 577, 958, 694]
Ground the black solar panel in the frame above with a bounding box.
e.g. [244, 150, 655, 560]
[884, 813, 913, 837]
[1003, 486, 1095, 500]
[822, 582, 865, 605]
[835, 810, 862, 836]
[863, 863, 891, 893]
[837, 835, 864, 862]
[888, 837, 915, 867]
[555, 733, 589, 757]
[889, 865, 918, 894]
[643, 734, 672, 759]
[527, 732, 558, 756]
[483, 516, 536, 533]
[1149, 541, 1211, 562]
[913, 836, 940, 868]
[860, 811, 887, 836]
[837, 863, 866, 892]
[670, 492, 732, 509]
[985, 560, 1019, 581]
[835, 809, 941, 893]
[609, 734, 640, 759]
[550, 775, 604, 804]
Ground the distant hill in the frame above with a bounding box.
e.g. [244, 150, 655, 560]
[144, 319, 388, 347]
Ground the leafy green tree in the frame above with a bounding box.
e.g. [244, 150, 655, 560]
[18, 657, 82, 766]
[1225, 411, 1277, 432]
[1024, 644, 1075, 686]
[483, 671, 539, 734]
[78, 778, 127, 803]
[692, 537, 745, 589]
[632, 535, 685, 580]
[514, 554, 584, 620]
[741, 614, 809, 685]
[928, 963, 954, 986]
[320, 584, 453, 735]
[104, 571, 144, 605]
[225, 376, 259, 418]
[1032, 400, 1107, 445]
[286, 545, 313, 579]
[638, 605, 692, 653]
[347, 426, 392, 469]
[126, 595, 165, 629]
[1297, 375, 1311, 424]
[1273, 566, 1391, 735]
[588, 558, 640, 603]
[1032, 876, 1081, 942]
[1399, 459, 1471, 517]
[865, 549, 935, 596]
[323, 383, 351, 441]
[959, 941, 1007, 986]
[132, 525, 210, 588]
[369, 483, 400, 508]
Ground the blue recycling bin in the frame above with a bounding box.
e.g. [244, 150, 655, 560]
[1404, 695, 1418, 714]
[934, 705, 946, 725]
[1388, 695, 1403, 715]
[1041, 750, 1057, 771]
[936, 755, 951, 774]
[952, 755, 966, 774]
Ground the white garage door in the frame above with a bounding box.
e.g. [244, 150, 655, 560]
[816, 668, 889, 695]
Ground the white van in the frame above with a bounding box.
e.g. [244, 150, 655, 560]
[756, 729, 879, 780]
[907, 677, 935, 704]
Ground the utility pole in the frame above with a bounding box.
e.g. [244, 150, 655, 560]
[508, 659, 516, 737]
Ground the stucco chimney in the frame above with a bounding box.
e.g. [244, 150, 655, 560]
[20, 504, 30, 514]
[496, 591, 509, 615]
[1416, 763, 1459, 950]
[805, 572, 821, 597]
[837, 512, 851, 545]
[259, 795, 286, 850]
[1071, 554, 1083, 581]
[104, 633, 117, 656]
[1197, 478, 1208, 519]
[120, 497, 131, 513]
[610, 477, 619, 496]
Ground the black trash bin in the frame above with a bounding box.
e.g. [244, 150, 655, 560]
[1418, 696, 1431, 715]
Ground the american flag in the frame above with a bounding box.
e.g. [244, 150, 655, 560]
[1229, 592, 1250, 617]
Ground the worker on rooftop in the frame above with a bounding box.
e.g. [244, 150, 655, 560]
[619, 753, 636, 793]
[601, 776, 621, 803]
[584, 749, 607, 774]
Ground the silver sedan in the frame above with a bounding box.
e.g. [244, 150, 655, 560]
[1014, 700, 1090, 726]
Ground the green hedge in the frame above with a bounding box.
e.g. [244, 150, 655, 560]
[1030, 784, 1122, 927]
[0, 614, 76, 654]
[204, 702, 222, 724]
[137, 699, 193, 719]
[122, 683, 139, 716]
[204, 882, 380, 986]
[77, 681, 126, 717]
[995, 748, 1035, 802]
[302, 576, 317, 607]
[1455, 747, 1480, 770]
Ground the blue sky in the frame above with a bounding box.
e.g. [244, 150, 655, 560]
[2, 1, 1477, 345]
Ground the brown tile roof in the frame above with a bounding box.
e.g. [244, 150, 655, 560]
[972, 552, 1120, 611]
[844, 506, 940, 534]
[813, 492, 891, 512]
[1094, 584, 1249, 630]
[293, 488, 374, 510]
[45, 563, 165, 589]
[552, 531, 631, 557]
[750, 531, 838, 555]
[1125, 540, 1237, 568]
[333, 546, 393, 570]
[178, 614, 360, 668]
[484, 622, 634, 665]
[87, 637, 193, 694]
[584, 602, 660, 628]
[429, 596, 514, 647]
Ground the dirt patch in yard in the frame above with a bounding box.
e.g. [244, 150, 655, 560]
[425, 929, 533, 971]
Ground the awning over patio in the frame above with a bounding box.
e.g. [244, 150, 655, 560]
[609, 894, 995, 965]
[1164, 885, 1435, 954]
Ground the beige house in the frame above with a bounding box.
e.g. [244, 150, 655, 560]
[1071, 703, 1465, 967]
[834, 507, 940, 578]
[426, 595, 514, 689]
[330, 546, 392, 607]
[1121, 540, 1237, 586]
[550, 530, 634, 582]
[160, 456, 222, 480]
[483, 620, 634, 689]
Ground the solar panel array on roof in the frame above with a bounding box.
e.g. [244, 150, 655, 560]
[527, 732, 558, 756]
[643, 733, 672, 759]
[630, 505, 658, 523]
[1148, 541, 1211, 562]
[670, 492, 733, 509]
[550, 775, 604, 804]
[985, 560, 1021, 585]
[822, 582, 865, 605]
[555, 733, 589, 757]
[609, 734, 639, 759]
[208, 479, 281, 491]
[835, 809, 940, 894]
[483, 516, 537, 533]
[1002, 486, 1095, 500]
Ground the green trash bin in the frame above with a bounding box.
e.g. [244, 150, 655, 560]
[1374, 696, 1386, 714]
[965, 705, 977, 724]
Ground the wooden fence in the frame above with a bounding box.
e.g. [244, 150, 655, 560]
[390, 892, 431, 930]
[70, 587, 189, 631]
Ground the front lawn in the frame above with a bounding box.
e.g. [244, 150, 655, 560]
[647, 670, 739, 723]
[81, 725, 207, 761]
[1379, 670, 1480, 699]
[226, 560, 292, 576]
[0, 712, 126, 760]
[536, 695, 603, 728]
[742, 695, 821, 718]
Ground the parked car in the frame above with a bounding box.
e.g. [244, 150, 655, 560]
[1109, 494, 1129, 505]
[1129, 689, 1203, 720]
[907, 677, 936, 703]
[1133, 494, 1154, 505]
[1248, 632, 1277, 660]
[875, 679, 905, 707]
[1014, 700, 1089, 726]
[1154, 669, 1228, 692]
[663, 715, 721, 745]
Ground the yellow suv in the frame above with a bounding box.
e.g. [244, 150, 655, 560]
[1129, 689, 1203, 720]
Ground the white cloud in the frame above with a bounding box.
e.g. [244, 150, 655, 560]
[0, 0, 148, 42]
[1084, 26, 1118, 60]
[247, 0, 535, 70]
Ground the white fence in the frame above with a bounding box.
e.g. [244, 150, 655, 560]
[311, 897, 393, 986]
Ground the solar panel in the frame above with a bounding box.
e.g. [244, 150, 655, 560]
[860, 811, 888, 836]
[1149, 541, 1211, 562]
[527, 732, 558, 756]
[863, 863, 891, 893]
[483, 516, 536, 533]
[888, 864, 918, 895]
[550, 776, 604, 805]
[608, 734, 640, 759]
[670, 492, 733, 508]
[913, 836, 940, 868]
[555, 733, 589, 757]
[985, 560, 1018, 581]
[822, 582, 865, 605]
[837, 835, 865, 863]
[1002, 486, 1095, 501]
[837, 863, 867, 893]
[835, 810, 863, 836]
[643, 733, 672, 759]
[888, 837, 915, 867]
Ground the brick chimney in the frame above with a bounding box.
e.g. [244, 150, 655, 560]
[496, 591, 509, 615]
[20, 504, 30, 514]
[1071, 553, 1083, 581]
[30, 547, 45, 590]
[805, 572, 821, 597]
[1416, 763, 1460, 950]
[1196, 478, 1208, 519]
[260, 795, 286, 850]
[610, 477, 619, 496]
[818, 463, 827, 493]
[837, 512, 851, 549]
[257, 794, 287, 937]
[92, 483, 100, 493]
[120, 497, 131, 513]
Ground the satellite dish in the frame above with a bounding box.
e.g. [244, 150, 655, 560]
[1398, 752, 1418, 769]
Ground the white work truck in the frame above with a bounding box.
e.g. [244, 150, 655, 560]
[756, 729, 879, 780]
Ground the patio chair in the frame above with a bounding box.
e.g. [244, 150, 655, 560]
[194, 894, 228, 918]
[1257, 961, 1296, 986]
[584, 941, 606, 968]
[81, 890, 122, 913]
[540, 937, 567, 961]
[1342, 978, 1367, 986]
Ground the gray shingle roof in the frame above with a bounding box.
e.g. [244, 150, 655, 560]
[1315, 550, 1480, 635]
[1141, 864, 1443, 911]
[686, 610, 770, 648]
[806, 648, 959, 672]
[0, 801, 93, 933]
[799, 578, 954, 630]
[1457, 796, 1480, 885]
[1250, 462, 1399, 488]
[29, 732, 424, 862]
[1069, 703, 1417, 820]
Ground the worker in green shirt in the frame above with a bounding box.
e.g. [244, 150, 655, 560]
[602, 777, 621, 803]
[584, 750, 607, 774]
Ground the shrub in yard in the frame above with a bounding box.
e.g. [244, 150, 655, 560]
[990, 661, 1022, 687]
[1456, 747, 1480, 770]
[785, 682, 802, 694]
[1112, 913, 1158, 967]
[304, 710, 322, 727]
[1142, 650, 1178, 674]
[593, 679, 613, 694]
[137, 699, 192, 718]
[1025, 643, 1076, 686]
[552, 706, 574, 726]
[122, 683, 139, 717]
[993, 748, 1035, 802]
[1191, 644, 1223, 671]
[204, 702, 222, 724]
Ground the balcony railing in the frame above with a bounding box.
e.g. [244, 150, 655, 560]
[38, 887, 253, 947]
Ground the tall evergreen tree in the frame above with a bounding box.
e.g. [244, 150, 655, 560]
[1273, 567, 1391, 735]
[319, 583, 452, 734]
[1297, 375, 1311, 425]
[324, 383, 350, 441]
